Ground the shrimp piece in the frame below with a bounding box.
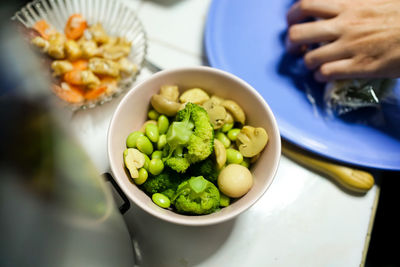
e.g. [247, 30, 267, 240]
[32, 20, 57, 40]
[65, 14, 87, 40]
[64, 70, 100, 86]
[52, 83, 84, 103]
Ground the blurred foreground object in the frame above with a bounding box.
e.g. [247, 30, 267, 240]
[0, 12, 136, 267]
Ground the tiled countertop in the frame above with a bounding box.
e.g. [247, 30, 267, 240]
[69, 0, 380, 266]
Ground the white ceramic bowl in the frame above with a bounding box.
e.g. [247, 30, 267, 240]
[108, 66, 281, 226]
[13, 0, 147, 110]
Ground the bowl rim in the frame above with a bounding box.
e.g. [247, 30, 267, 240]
[107, 66, 281, 226]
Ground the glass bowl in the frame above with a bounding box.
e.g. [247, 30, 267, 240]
[12, 0, 147, 110]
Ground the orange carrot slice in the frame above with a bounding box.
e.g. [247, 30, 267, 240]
[65, 14, 87, 40]
[32, 20, 56, 40]
[52, 83, 84, 103]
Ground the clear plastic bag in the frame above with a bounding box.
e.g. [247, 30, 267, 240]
[323, 79, 394, 116]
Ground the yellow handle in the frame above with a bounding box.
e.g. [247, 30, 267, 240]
[282, 146, 375, 193]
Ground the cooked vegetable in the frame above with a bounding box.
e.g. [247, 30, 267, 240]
[155, 118, 168, 137]
[226, 148, 243, 164]
[179, 88, 210, 104]
[135, 168, 148, 185]
[160, 85, 179, 102]
[140, 170, 181, 195]
[124, 148, 145, 179]
[236, 126, 268, 157]
[221, 100, 246, 124]
[213, 139, 226, 169]
[151, 94, 183, 116]
[202, 98, 227, 129]
[173, 176, 220, 215]
[147, 109, 160, 120]
[219, 193, 230, 207]
[218, 164, 253, 198]
[164, 103, 214, 173]
[140, 120, 157, 133]
[152, 193, 171, 208]
[149, 158, 164, 175]
[216, 132, 231, 148]
[187, 158, 219, 184]
[136, 135, 153, 155]
[145, 123, 159, 143]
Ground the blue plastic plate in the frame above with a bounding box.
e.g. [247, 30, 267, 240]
[205, 0, 400, 170]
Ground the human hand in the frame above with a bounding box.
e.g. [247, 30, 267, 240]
[286, 0, 400, 82]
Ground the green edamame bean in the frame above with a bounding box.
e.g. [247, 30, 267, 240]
[134, 168, 148, 185]
[152, 193, 170, 208]
[157, 134, 167, 150]
[216, 132, 231, 148]
[126, 131, 144, 148]
[145, 123, 159, 143]
[158, 115, 170, 134]
[221, 123, 234, 133]
[240, 158, 250, 168]
[149, 158, 164, 175]
[136, 136, 153, 155]
[152, 150, 163, 159]
[226, 148, 243, 164]
[147, 109, 160, 120]
[227, 128, 241, 141]
[219, 193, 230, 207]
[143, 154, 150, 170]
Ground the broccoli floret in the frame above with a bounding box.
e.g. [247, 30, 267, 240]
[188, 158, 219, 184]
[164, 103, 214, 173]
[140, 170, 181, 195]
[172, 176, 220, 215]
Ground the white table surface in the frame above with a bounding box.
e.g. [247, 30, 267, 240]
[68, 0, 379, 266]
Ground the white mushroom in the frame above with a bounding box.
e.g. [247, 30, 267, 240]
[221, 100, 246, 125]
[124, 148, 145, 179]
[151, 94, 183, 116]
[179, 88, 210, 104]
[214, 139, 227, 169]
[236, 126, 269, 157]
[160, 85, 180, 102]
[202, 99, 227, 129]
